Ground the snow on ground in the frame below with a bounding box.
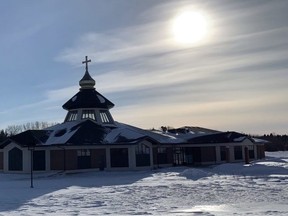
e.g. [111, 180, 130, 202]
[0, 152, 287, 215]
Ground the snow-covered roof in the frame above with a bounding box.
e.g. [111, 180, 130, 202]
[3, 120, 251, 148]
[251, 137, 270, 143]
[43, 120, 183, 146]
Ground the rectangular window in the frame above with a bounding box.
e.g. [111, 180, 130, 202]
[100, 110, 113, 123]
[247, 146, 255, 159]
[136, 144, 150, 167]
[65, 111, 78, 121]
[136, 144, 150, 155]
[220, 146, 227, 161]
[77, 149, 90, 157]
[77, 150, 91, 169]
[82, 110, 96, 120]
[157, 147, 167, 154]
[234, 146, 243, 160]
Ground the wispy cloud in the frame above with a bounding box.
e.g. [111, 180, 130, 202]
[53, 1, 288, 134]
[3, 0, 287, 134]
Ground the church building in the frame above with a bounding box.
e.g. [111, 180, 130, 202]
[0, 57, 265, 173]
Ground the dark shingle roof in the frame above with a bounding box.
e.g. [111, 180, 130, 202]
[66, 120, 108, 145]
[8, 130, 51, 147]
[62, 89, 114, 110]
[188, 131, 247, 144]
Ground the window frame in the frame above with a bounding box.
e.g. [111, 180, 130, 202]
[99, 110, 113, 123]
[65, 110, 78, 122]
[81, 110, 96, 120]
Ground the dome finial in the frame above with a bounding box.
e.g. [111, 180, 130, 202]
[79, 56, 95, 89]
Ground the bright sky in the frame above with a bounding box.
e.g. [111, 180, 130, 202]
[0, 0, 287, 135]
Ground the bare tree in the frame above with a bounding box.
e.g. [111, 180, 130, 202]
[4, 121, 58, 136]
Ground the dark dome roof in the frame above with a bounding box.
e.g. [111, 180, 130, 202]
[79, 71, 96, 89]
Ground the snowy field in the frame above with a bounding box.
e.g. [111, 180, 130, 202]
[0, 152, 287, 216]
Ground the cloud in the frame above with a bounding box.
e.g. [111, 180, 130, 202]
[4, 0, 287, 134]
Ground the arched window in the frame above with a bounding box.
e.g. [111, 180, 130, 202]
[9, 147, 23, 171]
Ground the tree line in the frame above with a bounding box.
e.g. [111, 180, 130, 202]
[0, 121, 58, 142]
[256, 134, 288, 151]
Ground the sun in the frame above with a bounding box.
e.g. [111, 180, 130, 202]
[172, 11, 209, 44]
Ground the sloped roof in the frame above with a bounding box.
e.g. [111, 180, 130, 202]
[4, 130, 51, 147]
[43, 120, 181, 146]
[1, 120, 250, 148]
[187, 131, 247, 144]
[110, 122, 184, 144]
[168, 126, 220, 134]
[62, 89, 114, 110]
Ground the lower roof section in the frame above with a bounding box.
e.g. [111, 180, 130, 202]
[0, 120, 263, 148]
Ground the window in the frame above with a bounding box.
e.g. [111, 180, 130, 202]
[136, 144, 150, 155]
[247, 146, 255, 159]
[100, 110, 113, 123]
[247, 145, 254, 150]
[65, 111, 78, 121]
[77, 149, 91, 169]
[220, 146, 227, 161]
[158, 147, 167, 153]
[77, 149, 90, 156]
[82, 110, 96, 120]
[234, 146, 243, 160]
[136, 144, 150, 167]
[33, 150, 46, 171]
[9, 147, 23, 171]
[157, 147, 168, 164]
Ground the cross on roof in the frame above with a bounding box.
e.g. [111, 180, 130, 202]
[82, 56, 91, 72]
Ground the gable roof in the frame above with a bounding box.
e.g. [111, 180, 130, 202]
[2, 130, 51, 148]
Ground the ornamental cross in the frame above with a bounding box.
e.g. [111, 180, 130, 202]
[82, 56, 91, 72]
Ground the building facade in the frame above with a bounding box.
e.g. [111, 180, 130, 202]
[0, 57, 265, 173]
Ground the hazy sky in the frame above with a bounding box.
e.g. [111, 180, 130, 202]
[0, 0, 287, 134]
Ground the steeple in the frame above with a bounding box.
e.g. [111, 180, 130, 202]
[79, 56, 95, 90]
[62, 56, 115, 124]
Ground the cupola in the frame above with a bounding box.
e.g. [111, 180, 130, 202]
[79, 56, 96, 89]
[62, 56, 115, 125]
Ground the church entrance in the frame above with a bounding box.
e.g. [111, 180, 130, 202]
[77, 149, 91, 169]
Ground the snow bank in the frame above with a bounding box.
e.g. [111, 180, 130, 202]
[212, 152, 288, 176]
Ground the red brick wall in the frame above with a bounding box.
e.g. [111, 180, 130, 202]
[50, 149, 77, 170]
[65, 150, 77, 170]
[50, 150, 65, 170]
